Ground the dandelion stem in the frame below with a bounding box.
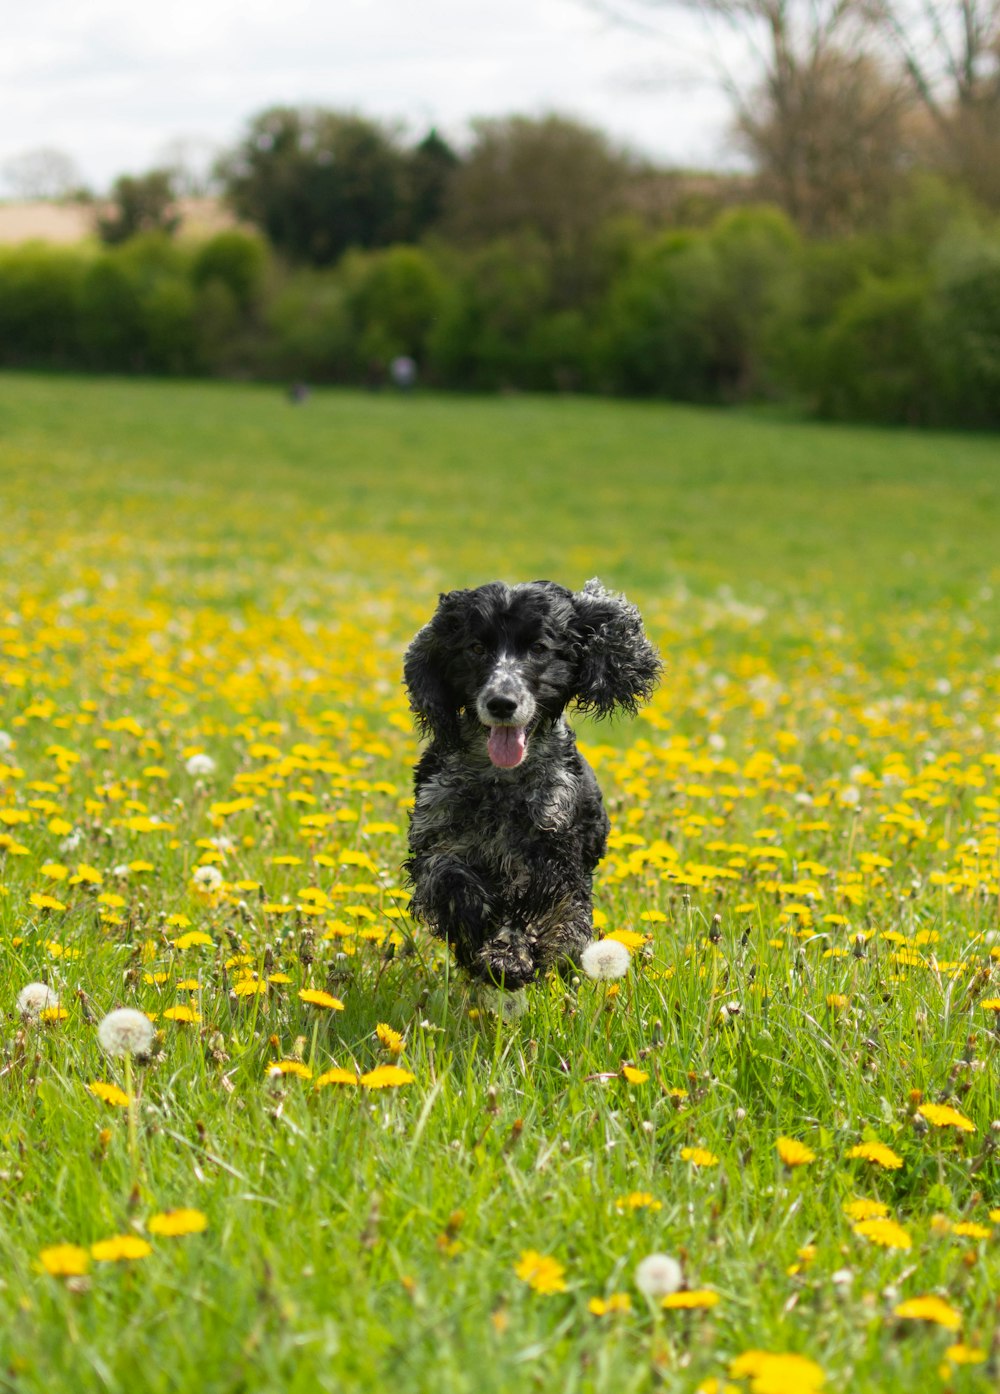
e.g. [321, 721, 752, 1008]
[124, 1051, 139, 1177]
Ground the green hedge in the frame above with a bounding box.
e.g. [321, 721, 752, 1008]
[1, 195, 998, 427]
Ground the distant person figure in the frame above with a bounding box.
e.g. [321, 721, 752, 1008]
[390, 355, 417, 392]
[288, 382, 310, 404]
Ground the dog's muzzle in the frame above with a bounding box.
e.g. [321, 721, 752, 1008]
[476, 659, 536, 769]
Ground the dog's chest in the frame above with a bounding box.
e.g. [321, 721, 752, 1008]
[414, 758, 578, 875]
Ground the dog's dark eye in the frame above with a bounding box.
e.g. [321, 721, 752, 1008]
[470, 641, 487, 657]
[529, 641, 547, 655]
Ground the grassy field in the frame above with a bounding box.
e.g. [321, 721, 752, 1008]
[1, 373, 999, 1393]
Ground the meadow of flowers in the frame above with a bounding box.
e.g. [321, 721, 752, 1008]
[1, 375, 999, 1392]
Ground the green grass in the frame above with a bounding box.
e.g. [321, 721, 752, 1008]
[0, 374, 999, 1393]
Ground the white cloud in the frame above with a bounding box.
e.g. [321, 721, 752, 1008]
[2, 0, 742, 191]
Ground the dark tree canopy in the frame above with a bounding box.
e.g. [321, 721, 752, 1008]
[440, 114, 642, 251]
[217, 107, 456, 265]
[400, 129, 461, 238]
[97, 171, 181, 246]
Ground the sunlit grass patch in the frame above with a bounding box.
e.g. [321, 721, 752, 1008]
[0, 375, 999, 1392]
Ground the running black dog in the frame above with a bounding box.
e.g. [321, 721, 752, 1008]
[403, 579, 661, 988]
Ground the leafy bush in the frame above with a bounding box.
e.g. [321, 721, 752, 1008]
[929, 239, 1000, 427]
[261, 270, 353, 380]
[342, 245, 448, 367]
[0, 246, 85, 365]
[595, 231, 722, 399]
[192, 232, 267, 310]
[0, 182, 998, 428]
[76, 258, 147, 370]
[706, 206, 801, 398]
[813, 276, 934, 424]
[427, 237, 553, 389]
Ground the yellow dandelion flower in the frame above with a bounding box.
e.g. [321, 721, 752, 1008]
[172, 930, 213, 950]
[605, 929, 647, 950]
[894, 1295, 962, 1330]
[979, 999, 1000, 1011]
[843, 1198, 890, 1221]
[776, 1137, 816, 1167]
[30, 893, 66, 912]
[87, 1080, 130, 1107]
[267, 1060, 312, 1079]
[853, 1218, 912, 1249]
[314, 1067, 360, 1088]
[951, 1221, 991, 1240]
[588, 1292, 632, 1315]
[661, 1289, 720, 1309]
[162, 1005, 200, 1023]
[40, 1006, 69, 1022]
[621, 1065, 649, 1084]
[846, 1141, 903, 1170]
[514, 1249, 567, 1295]
[376, 1022, 404, 1054]
[38, 1243, 90, 1277]
[91, 1234, 152, 1262]
[615, 1191, 662, 1212]
[729, 1351, 825, 1393]
[944, 1344, 986, 1364]
[681, 1146, 720, 1167]
[298, 988, 345, 1010]
[918, 1103, 975, 1132]
[233, 979, 267, 997]
[147, 1209, 208, 1237]
[360, 1065, 415, 1089]
[825, 994, 848, 1009]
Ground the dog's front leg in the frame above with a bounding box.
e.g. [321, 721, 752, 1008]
[527, 897, 595, 979]
[409, 854, 497, 971]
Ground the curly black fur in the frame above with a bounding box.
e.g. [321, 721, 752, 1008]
[403, 579, 661, 989]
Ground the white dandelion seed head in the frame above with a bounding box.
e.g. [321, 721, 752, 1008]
[111, 863, 130, 879]
[59, 830, 83, 854]
[17, 982, 59, 1016]
[185, 753, 216, 777]
[0, 730, 12, 754]
[635, 1253, 682, 1299]
[192, 865, 224, 892]
[97, 1007, 155, 1057]
[580, 938, 631, 981]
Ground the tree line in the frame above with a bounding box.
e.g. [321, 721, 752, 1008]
[1, 90, 999, 427]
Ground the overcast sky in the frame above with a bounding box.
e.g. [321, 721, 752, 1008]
[1, 0, 746, 193]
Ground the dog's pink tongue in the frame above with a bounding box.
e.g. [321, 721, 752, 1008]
[488, 725, 527, 768]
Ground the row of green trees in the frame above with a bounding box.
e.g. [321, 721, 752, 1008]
[1, 181, 998, 427]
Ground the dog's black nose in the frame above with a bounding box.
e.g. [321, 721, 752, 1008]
[485, 694, 518, 720]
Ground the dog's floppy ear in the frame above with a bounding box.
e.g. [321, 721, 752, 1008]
[571, 578, 661, 718]
[403, 591, 464, 737]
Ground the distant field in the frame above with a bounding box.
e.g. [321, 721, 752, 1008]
[1, 374, 999, 1392]
[0, 198, 235, 245]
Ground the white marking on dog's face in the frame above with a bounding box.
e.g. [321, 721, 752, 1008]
[475, 651, 537, 729]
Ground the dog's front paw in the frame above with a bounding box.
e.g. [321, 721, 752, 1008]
[476, 925, 536, 991]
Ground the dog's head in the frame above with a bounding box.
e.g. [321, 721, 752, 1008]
[403, 579, 662, 768]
